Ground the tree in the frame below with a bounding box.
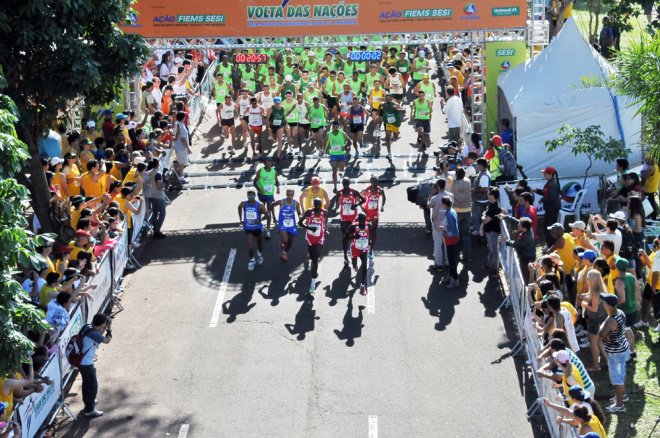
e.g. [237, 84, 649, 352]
[545, 124, 631, 188]
[581, 34, 660, 160]
[609, 0, 660, 34]
[0, 85, 51, 376]
[551, 0, 576, 38]
[0, 0, 151, 232]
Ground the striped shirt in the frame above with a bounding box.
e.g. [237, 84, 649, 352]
[567, 349, 595, 394]
[603, 309, 629, 354]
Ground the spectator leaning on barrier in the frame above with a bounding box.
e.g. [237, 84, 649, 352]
[480, 187, 501, 277]
[500, 215, 535, 277]
[470, 158, 490, 235]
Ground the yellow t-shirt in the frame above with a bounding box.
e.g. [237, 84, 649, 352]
[65, 164, 81, 197]
[39, 285, 57, 307]
[0, 377, 13, 422]
[70, 208, 82, 229]
[304, 187, 326, 210]
[562, 364, 585, 406]
[369, 88, 384, 110]
[644, 164, 660, 193]
[557, 233, 577, 273]
[81, 172, 104, 198]
[604, 273, 615, 295]
[123, 168, 142, 190]
[116, 195, 133, 228]
[607, 254, 619, 282]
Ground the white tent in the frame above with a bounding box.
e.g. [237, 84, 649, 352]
[497, 16, 642, 178]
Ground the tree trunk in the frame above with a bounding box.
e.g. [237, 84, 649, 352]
[18, 128, 54, 234]
[552, 0, 575, 37]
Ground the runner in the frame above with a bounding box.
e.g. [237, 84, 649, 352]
[367, 80, 384, 137]
[215, 95, 238, 153]
[239, 64, 257, 94]
[300, 176, 330, 210]
[270, 189, 303, 261]
[237, 88, 252, 144]
[265, 96, 286, 161]
[379, 93, 405, 158]
[324, 70, 339, 121]
[413, 73, 437, 103]
[298, 198, 329, 294]
[238, 189, 269, 271]
[244, 97, 266, 159]
[348, 96, 367, 156]
[348, 70, 365, 100]
[213, 73, 234, 108]
[411, 50, 430, 87]
[293, 93, 311, 157]
[338, 83, 357, 129]
[364, 64, 384, 95]
[303, 82, 322, 106]
[361, 175, 386, 258]
[323, 121, 351, 191]
[282, 91, 298, 156]
[308, 97, 329, 155]
[345, 212, 371, 295]
[253, 157, 280, 239]
[257, 84, 276, 142]
[298, 69, 313, 94]
[216, 55, 234, 89]
[332, 177, 366, 266]
[396, 51, 412, 92]
[280, 75, 297, 100]
[411, 89, 432, 150]
[384, 67, 405, 106]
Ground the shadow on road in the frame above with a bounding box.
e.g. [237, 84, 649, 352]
[334, 295, 364, 347]
[284, 297, 319, 341]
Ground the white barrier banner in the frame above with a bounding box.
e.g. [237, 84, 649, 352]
[499, 176, 600, 216]
[113, 221, 129, 283]
[18, 351, 61, 438]
[86, 254, 112, 323]
[131, 200, 147, 243]
[58, 304, 84, 376]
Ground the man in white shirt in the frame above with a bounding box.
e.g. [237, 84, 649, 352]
[440, 86, 463, 143]
[151, 78, 162, 111]
[587, 214, 622, 255]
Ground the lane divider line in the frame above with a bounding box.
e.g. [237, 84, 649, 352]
[178, 424, 190, 438]
[209, 248, 237, 327]
[368, 415, 378, 438]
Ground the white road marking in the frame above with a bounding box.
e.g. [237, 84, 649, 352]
[178, 424, 190, 438]
[367, 262, 375, 314]
[368, 415, 378, 438]
[209, 248, 237, 327]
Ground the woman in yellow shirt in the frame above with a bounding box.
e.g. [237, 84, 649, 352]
[79, 139, 95, 167]
[63, 152, 82, 197]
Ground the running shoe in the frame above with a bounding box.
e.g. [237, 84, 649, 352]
[354, 151, 359, 158]
[633, 320, 649, 329]
[252, 153, 257, 160]
[344, 259, 350, 267]
[84, 409, 104, 418]
[275, 155, 281, 163]
[265, 230, 271, 240]
[178, 177, 189, 184]
[352, 263, 358, 272]
[257, 253, 264, 265]
[183, 171, 189, 177]
[310, 287, 316, 295]
[417, 134, 422, 144]
[281, 252, 288, 261]
[605, 403, 626, 413]
[578, 340, 591, 348]
[280, 241, 285, 250]
[248, 260, 255, 271]
[386, 153, 392, 159]
[288, 148, 294, 156]
[368, 251, 374, 259]
[298, 151, 304, 159]
[609, 394, 630, 403]
[228, 147, 234, 154]
[359, 141, 364, 148]
[360, 285, 367, 296]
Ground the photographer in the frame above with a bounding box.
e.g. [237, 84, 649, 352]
[78, 313, 113, 418]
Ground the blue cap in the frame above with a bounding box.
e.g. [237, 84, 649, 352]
[273, 97, 282, 103]
[115, 113, 128, 120]
[578, 250, 597, 262]
[102, 109, 113, 116]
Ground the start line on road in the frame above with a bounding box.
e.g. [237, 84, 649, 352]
[209, 248, 237, 327]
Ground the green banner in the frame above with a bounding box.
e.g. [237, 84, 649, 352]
[484, 41, 527, 135]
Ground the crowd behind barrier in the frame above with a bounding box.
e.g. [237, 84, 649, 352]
[498, 222, 579, 438]
[10, 204, 149, 438]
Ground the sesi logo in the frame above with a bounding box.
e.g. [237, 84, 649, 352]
[463, 4, 477, 15]
[500, 61, 511, 69]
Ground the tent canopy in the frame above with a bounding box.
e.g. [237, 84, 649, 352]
[497, 17, 642, 177]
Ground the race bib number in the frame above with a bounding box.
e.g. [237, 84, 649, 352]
[246, 211, 257, 220]
[373, 95, 382, 102]
[218, 89, 226, 96]
[283, 218, 295, 228]
[386, 114, 396, 124]
[399, 66, 408, 73]
[313, 117, 323, 125]
[249, 114, 261, 125]
[273, 115, 283, 126]
[331, 143, 342, 153]
[418, 110, 427, 117]
[355, 238, 369, 250]
[225, 110, 234, 117]
[308, 225, 321, 236]
[352, 116, 362, 124]
[368, 200, 378, 210]
[342, 203, 353, 215]
[245, 80, 253, 86]
[263, 184, 273, 193]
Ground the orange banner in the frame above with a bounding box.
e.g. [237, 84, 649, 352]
[123, 0, 527, 38]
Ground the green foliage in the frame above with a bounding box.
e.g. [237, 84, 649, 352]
[608, 0, 660, 33]
[545, 124, 631, 186]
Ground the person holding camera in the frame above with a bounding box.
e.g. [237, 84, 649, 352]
[428, 179, 453, 271]
[78, 313, 113, 418]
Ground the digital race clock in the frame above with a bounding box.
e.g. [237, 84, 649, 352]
[349, 51, 383, 62]
[234, 53, 269, 65]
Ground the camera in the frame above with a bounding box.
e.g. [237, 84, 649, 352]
[433, 150, 441, 157]
[433, 166, 440, 172]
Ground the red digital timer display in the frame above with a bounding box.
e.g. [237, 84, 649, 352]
[235, 54, 268, 64]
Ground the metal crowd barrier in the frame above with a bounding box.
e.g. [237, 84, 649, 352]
[8, 201, 151, 438]
[498, 222, 579, 438]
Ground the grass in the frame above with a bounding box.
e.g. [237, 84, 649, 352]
[570, 0, 652, 50]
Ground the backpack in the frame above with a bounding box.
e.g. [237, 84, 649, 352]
[415, 179, 435, 206]
[66, 325, 95, 367]
[618, 225, 638, 259]
[495, 146, 517, 179]
[406, 185, 419, 204]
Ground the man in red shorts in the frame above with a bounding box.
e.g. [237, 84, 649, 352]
[298, 198, 329, 295]
[361, 175, 386, 259]
[346, 212, 370, 295]
[331, 177, 365, 266]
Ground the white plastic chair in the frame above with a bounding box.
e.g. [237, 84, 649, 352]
[558, 189, 587, 228]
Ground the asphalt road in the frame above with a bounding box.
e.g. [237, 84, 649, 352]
[55, 72, 540, 438]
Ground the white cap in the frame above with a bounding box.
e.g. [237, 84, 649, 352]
[418, 51, 426, 57]
[86, 120, 96, 128]
[133, 156, 146, 165]
[173, 57, 183, 64]
[127, 121, 137, 130]
[50, 157, 65, 166]
[609, 211, 626, 221]
[285, 74, 293, 81]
